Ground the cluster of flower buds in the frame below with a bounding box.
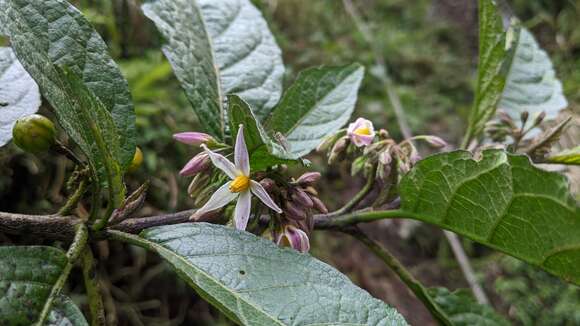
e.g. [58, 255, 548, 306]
[485, 110, 546, 143]
[260, 171, 328, 253]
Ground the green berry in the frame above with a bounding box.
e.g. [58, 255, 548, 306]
[127, 147, 143, 172]
[12, 114, 56, 153]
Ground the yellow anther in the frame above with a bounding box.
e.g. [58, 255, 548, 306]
[354, 127, 371, 136]
[229, 175, 250, 193]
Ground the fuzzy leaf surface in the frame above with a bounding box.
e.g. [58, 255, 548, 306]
[116, 223, 407, 325]
[0, 47, 40, 146]
[0, 0, 136, 169]
[400, 150, 580, 285]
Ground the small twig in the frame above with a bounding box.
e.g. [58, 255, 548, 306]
[58, 179, 88, 216]
[326, 165, 377, 217]
[82, 247, 107, 326]
[36, 224, 89, 325]
[346, 228, 453, 325]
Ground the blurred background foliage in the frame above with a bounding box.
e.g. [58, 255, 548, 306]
[0, 0, 578, 324]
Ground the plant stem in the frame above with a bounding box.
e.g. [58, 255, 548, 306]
[36, 224, 88, 326]
[316, 209, 417, 229]
[346, 228, 453, 325]
[327, 165, 377, 217]
[58, 179, 88, 216]
[82, 247, 107, 326]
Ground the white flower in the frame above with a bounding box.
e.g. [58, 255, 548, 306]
[347, 117, 376, 147]
[191, 125, 282, 230]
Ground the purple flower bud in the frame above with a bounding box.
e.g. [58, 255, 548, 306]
[179, 153, 210, 176]
[424, 136, 447, 149]
[296, 172, 321, 186]
[285, 201, 307, 220]
[291, 189, 314, 208]
[259, 178, 277, 192]
[311, 196, 328, 214]
[276, 225, 310, 253]
[173, 132, 213, 146]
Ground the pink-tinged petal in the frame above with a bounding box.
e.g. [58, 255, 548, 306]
[173, 132, 212, 145]
[179, 153, 209, 176]
[234, 190, 252, 230]
[352, 134, 375, 147]
[190, 183, 237, 220]
[277, 225, 310, 253]
[347, 117, 367, 135]
[202, 145, 238, 179]
[234, 124, 250, 176]
[250, 180, 282, 213]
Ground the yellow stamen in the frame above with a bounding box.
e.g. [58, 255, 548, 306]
[354, 127, 371, 136]
[229, 175, 250, 193]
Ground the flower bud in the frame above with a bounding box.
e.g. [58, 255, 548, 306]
[311, 196, 328, 214]
[291, 189, 314, 208]
[520, 111, 529, 126]
[303, 186, 318, 196]
[259, 178, 277, 192]
[328, 136, 348, 164]
[424, 136, 447, 149]
[127, 147, 143, 172]
[12, 114, 56, 153]
[188, 173, 209, 197]
[179, 152, 210, 176]
[296, 172, 321, 186]
[276, 225, 310, 253]
[285, 201, 307, 220]
[173, 132, 213, 146]
[533, 111, 546, 126]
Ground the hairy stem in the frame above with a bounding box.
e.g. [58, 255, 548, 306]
[58, 179, 88, 216]
[36, 224, 88, 325]
[327, 165, 377, 217]
[82, 247, 106, 326]
[346, 228, 453, 325]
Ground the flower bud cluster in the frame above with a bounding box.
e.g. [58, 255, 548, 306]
[485, 110, 546, 143]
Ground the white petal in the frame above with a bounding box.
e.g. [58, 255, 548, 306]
[192, 183, 237, 219]
[234, 124, 250, 176]
[234, 190, 252, 230]
[250, 180, 282, 213]
[202, 145, 238, 179]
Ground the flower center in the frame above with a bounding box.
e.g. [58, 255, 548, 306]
[354, 127, 371, 136]
[229, 175, 250, 193]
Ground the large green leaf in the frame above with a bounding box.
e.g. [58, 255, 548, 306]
[400, 149, 580, 285]
[265, 64, 364, 158]
[0, 246, 87, 326]
[498, 27, 568, 124]
[142, 0, 285, 138]
[464, 0, 510, 144]
[0, 0, 136, 169]
[428, 288, 509, 325]
[227, 95, 294, 171]
[112, 223, 407, 325]
[0, 47, 40, 146]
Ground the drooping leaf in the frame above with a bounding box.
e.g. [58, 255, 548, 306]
[0, 47, 40, 147]
[227, 95, 294, 171]
[0, 0, 136, 169]
[400, 149, 580, 285]
[265, 64, 364, 158]
[546, 146, 580, 166]
[48, 296, 89, 326]
[464, 0, 510, 144]
[0, 246, 87, 326]
[112, 224, 407, 325]
[142, 0, 285, 139]
[498, 27, 568, 124]
[428, 288, 509, 325]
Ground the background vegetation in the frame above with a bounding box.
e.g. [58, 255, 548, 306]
[1, 0, 578, 324]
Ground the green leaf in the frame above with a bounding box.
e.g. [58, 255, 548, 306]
[546, 146, 580, 166]
[265, 64, 364, 158]
[48, 296, 88, 326]
[498, 26, 568, 124]
[111, 224, 407, 325]
[142, 0, 284, 138]
[400, 149, 580, 285]
[428, 288, 509, 325]
[0, 246, 87, 326]
[227, 95, 294, 171]
[464, 0, 510, 145]
[0, 47, 40, 146]
[0, 0, 136, 169]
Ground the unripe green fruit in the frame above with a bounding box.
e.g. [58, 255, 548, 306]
[127, 147, 143, 172]
[12, 114, 56, 153]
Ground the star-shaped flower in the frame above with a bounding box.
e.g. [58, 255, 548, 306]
[347, 117, 376, 147]
[191, 125, 282, 230]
